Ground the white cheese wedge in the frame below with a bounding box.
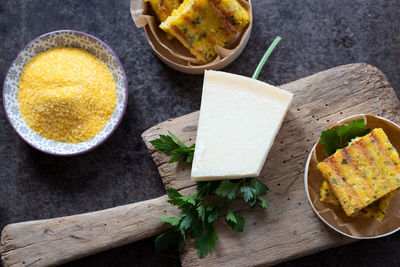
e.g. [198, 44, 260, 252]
[191, 70, 293, 181]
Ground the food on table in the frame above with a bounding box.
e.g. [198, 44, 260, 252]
[320, 180, 395, 222]
[320, 179, 340, 206]
[146, 0, 182, 22]
[318, 128, 400, 220]
[360, 191, 395, 221]
[191, 70, 293, 181]
[159, 0, 250, 63]
[18, 47, 117, 143]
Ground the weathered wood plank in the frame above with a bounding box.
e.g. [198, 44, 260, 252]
[142, 63, 400, 266]
[1, 63, 398, 267]
[0, 189, 194, 267]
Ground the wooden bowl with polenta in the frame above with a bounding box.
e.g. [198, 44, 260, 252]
[3, 30, 128, 156]
[305, 114, 400, 238]
[130, 0, 252, 74]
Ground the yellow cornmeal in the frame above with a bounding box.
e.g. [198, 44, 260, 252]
[18, 47, 117, 143]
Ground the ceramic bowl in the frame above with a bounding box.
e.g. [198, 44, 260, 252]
[130, 0, 252, 74]
[2, 30, 128, 156]
[305, 114, 400, 238]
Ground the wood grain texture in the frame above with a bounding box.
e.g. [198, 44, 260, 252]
[142, 63, 400, 266]
[1, 63, 398, 267]
[0, 192, 192, 267]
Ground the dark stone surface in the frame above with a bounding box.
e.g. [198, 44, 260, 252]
[0, 0, 399, 266]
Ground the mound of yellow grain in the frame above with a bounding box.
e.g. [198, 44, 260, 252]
[18, 47, 117, 143]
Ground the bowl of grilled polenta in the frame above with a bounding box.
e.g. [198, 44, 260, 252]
[130, 0, 252, 74]
[305, 114, 400, 238]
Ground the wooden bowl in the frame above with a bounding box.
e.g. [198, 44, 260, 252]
[130, 0, 252, 74]
[2, 30, 128, 156]
[305, 114, 400, 238]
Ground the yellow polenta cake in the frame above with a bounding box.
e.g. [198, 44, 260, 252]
[318, 128, 400, 217]
[320, 180, 396, 222]
[360, 191, 396, 222]
[146, 0, 182, 22]
[320, 179, 340, 206]
[160, 0, 249, 62]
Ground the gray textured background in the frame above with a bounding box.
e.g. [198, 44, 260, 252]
[1, 0, 400, 266]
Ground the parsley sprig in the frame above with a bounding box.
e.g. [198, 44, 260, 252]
[151, 36, 282, 258]
[151, 132, 269, 258]
[320, 119, 370, 156]
[150, 131, 195, 163]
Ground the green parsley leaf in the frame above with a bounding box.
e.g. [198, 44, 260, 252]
[179, 211, 194, 231]
[191, 221, 204, 238]
[215, 180, 239, 200]
[225, 209, 245, 232]
[257, 197, 269, 209]
[337, 119, 370, 144]
[225, 209, 237, 224]
[166, 187, 182, 199]
[240, 185, 257, 202]
[185, 144, 195, 163]
[165, 188, 187, 207]
[150, 134, 179, 154]
[168, 131, 186, 147]
[150, 131, 195, 163]
[320, 119, 370, 156]
[243, 178, 269, 207]
[197, 204, 206, 222]
[206, 207, 219, 223]
[197, 181, 221, 197]
[253, 179, 269, 195]
[247, 197, 258, 207]
[169, 152, 182, 163]
[195, 223, 217, 258]
[320, 128, 342, 156]
[155, 228, 181, 252]
[155, 216, 181, 226]
[181, 195, 196, 206]
[152, 132, 270, 259]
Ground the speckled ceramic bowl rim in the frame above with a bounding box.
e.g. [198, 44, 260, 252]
[304, 114, 400, 239]
[2, 30, 128, 156]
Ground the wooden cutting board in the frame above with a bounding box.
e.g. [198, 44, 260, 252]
[141, 63, 400, 266]
[2, 63, 399, 267]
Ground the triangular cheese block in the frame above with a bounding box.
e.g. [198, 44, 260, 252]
[191, 70, 293, 181]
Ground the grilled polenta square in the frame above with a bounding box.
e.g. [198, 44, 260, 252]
[318, 128, 400, 217]
[146, 0, 182, 22]
[361, 191, 396, 222]
[160, 0, 250, 62]
[320, 180, 340, 206]
[320, 180, 396, 221]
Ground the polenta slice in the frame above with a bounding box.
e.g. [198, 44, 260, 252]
[361, 191, 396, 222]
[146, 0, 182, 22]
[320, 179, 340, 206]
[318, 128, 400, 217]
[160, 0, 250, 62]
[320, 180, 396, 222]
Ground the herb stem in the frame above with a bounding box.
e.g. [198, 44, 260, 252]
[252, 36, 282, 80]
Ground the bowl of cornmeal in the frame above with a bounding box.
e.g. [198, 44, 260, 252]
[3, 30, 128, 156]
